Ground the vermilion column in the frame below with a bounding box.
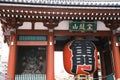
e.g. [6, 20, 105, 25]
[46, 29, 54, 80]
[111, 35, 120, 80]
[7, 32, 16, 80]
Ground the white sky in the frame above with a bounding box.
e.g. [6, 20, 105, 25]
[54, 51, 74, 80]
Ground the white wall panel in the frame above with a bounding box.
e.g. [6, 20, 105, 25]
[18, 22, 32, 29]
[35, 22, 48, 30]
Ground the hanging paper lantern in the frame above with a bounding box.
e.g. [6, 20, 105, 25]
[63, 40, 98, 75]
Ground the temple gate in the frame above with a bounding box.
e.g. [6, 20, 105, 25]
[0, 0, 120, 80]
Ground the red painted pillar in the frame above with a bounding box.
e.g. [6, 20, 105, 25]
[111, 35, 120, 80]
[46, 29, 54, 80]
[7, 32, 16, 80]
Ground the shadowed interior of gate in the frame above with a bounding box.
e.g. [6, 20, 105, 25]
[15, 46, 46, 74]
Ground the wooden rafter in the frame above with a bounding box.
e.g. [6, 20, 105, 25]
[0, 6, 120, 21]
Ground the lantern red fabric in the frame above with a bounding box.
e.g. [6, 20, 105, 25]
[63, 40, 98, 75]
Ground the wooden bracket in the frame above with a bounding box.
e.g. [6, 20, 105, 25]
[43, 19, 59, 29]
[104, 20, 120, 30]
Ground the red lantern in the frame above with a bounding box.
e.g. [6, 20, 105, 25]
[63, 40, 98, 75]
